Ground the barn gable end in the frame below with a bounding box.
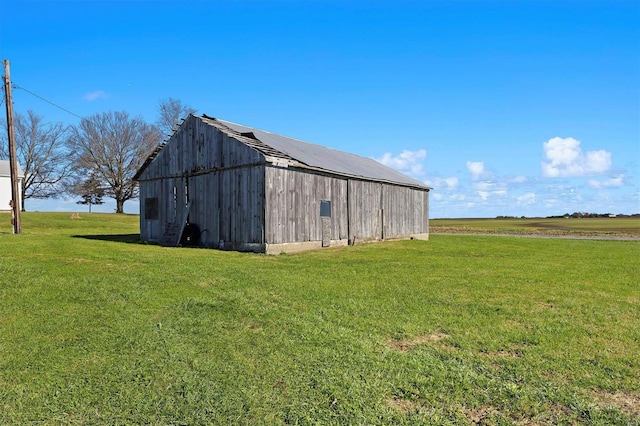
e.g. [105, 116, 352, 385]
[135, 114, 430, 253]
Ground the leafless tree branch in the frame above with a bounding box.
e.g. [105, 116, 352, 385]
[66, 111, 161, 213]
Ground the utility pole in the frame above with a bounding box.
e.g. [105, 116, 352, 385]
[3, 59, 22, 234]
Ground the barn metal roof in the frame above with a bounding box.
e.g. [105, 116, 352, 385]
[0, 160, 24, 178]
[206, 116, 430, 190]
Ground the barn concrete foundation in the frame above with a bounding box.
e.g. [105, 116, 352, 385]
[265, 239, 349, 255]
[410, 233, 430, 241]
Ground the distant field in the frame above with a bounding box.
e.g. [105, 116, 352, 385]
[1, 213, 638, 424]
[430, 217, 640, 238]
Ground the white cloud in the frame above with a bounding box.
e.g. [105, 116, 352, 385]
[426, 176, 459, 189]
[509, 176, 527, 183]
[584, 150, 611, 173]
[542, 137, 611, 177]
[83, 90, 109, 101]
[473, 179, 508, 195]
[544, 198, 559, 208]
[466, 161, 485, 180]
[474, 181, 496, 191]
[516, 192, 536, 206]
[443, 177, 459, 188]
[588, 174, 624, 189]
[475, 189, 506, 202]
[375, 149, 427, 179]
[477, 191, 490, 201]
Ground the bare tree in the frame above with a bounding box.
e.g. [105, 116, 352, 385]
[156, 97, 196, 138]
[0, 110, 69, 211]
[66, 111, 161, 214]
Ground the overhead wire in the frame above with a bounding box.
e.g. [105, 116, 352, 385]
[11, 83, 84, 120]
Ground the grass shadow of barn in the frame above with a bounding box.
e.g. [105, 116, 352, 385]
[72, 234, 142, 244]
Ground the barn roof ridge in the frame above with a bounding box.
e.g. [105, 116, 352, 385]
[209, 115, 368, 157]
[135, 114, 431, 190]
[201, 115, 430, 190]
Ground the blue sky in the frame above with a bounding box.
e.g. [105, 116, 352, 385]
[1, 0, 638, 217]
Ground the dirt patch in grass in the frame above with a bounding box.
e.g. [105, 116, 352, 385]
[512, 402, 572, 426]
[592, 389, 640, 418]
[484, 349, 524, 359]
[387, 331, 450, 353]
[479, 342, 530, 360]
[463, 402, 572, 426]
[248, 322, 263, 331]
[462, 406, 497, 425]
[480, 345, 527, 360]
[535, 301, 556, 309]
[388, 397, 421, 413]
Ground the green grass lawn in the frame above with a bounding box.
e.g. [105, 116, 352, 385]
[1, 213, 638, 424]
[430, 216, 640, 237]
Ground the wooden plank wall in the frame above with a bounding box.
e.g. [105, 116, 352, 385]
[382, 184, 429, 237]
[347, 180, 429, 242]
[263, 169, 429, 245]
[265, 167, 348, 244]
[139, 176, 183, 242]
[138, 115, 265, 246]
[138, 181, 156, 240]
[348, 180, 383, 242]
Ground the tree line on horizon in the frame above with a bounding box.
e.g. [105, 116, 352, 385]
[0, 98, 195, 213]
[495, 213, 640, 219]
[546, 212, 639, 219]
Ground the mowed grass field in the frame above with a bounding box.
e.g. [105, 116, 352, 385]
[0, 213, 638, 425]
[430, 217, 640, 238]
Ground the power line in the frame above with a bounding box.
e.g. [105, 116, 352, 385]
[12, 83, 84, 120]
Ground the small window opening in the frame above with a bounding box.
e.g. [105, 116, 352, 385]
[145, 197, 159, 220]
[320, 200, 331, 218]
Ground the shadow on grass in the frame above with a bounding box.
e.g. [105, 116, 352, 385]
[72, 234, 142, 244]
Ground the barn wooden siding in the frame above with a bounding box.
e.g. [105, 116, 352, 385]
[264, 167, 348, 244]
[346, 180, 428, 242]
[138, 115, 266, 248]
[264, 167, 429, 245]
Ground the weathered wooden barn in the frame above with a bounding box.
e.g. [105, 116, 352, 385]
[134, 114, 431, 253]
